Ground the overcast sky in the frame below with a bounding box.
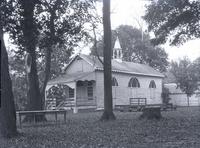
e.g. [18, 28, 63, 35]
[4, 0, 200, 62]
[110, 0, 200, 62]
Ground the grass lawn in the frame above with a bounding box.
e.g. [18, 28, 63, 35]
[1, 107, 200, 148]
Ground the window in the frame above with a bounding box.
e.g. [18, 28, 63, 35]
[69, 88, 74, 98]
[87, 81, 93, 100]
[149, 80, 156, 88]
[112, 77, 118, 86]
[128, 77, 140, 88]
[87, 86, 93, 97]
[77, 81, 84, 87]
[87, 81, 93, 86]
[114, 50, 117, 58]
[119, 50, 121, 58]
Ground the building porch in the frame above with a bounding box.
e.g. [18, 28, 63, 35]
[45, 72, 97, 113]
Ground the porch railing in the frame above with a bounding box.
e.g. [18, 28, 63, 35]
[76, 97, 96, 106]
[46, 98, 56, 110]
[56, 98, 75, 110]
[46, 97, 96, 110]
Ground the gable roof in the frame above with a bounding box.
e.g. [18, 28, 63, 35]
[164, 83, 200, 94]
[163, 72, 177, 83]
[164, 83, 183, 94]
[48, 72, 95, 85]
[65, 54, 164, 78]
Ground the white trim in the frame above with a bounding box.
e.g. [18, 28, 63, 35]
[64, 54, 97, 72]
[79, 55, 98, 69]
[63, 54, 79, 72]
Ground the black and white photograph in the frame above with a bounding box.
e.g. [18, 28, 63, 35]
[0, 0, 200, 147]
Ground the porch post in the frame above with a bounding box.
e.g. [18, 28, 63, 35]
[44, 90, 47, 109]
[73, 81, 78, 113]
[45, 84, 53, 110]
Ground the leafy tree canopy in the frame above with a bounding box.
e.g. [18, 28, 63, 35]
[91, 25, 169, 72]
[170, 57, 199, 97]
[3, 0, 94, 53]
[192, 57, 200, 82]
[144, 0, 200, 45]
[1, 0, 99, 112]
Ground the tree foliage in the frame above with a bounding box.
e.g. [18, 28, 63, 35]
[0, 0, 17, 138]
[91, 25, 169, 72]
[162, 86, 170, 105]
[170, 57, 199, 97]
[47, 84, 68, 106]
[7, 51, 28, 110]
[35, 0, 95, 108]
[2, 0, 98, 114]
[144, 0, 200, 45]
[192, 57, 200, 82]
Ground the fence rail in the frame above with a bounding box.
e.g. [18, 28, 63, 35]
[16, 110, 67, 128]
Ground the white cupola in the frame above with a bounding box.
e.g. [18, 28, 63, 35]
[113, 37, 123, 62]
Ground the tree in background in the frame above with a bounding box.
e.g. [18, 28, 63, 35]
[144, 0, 200, 45]
[0, 0, 17, 138]
[9, 54, 28, 110]
[35, 0, 94, 108]
[161, 86, 170, 105]
[170, 57, 199, 106]
[0, 31, 18, 138]
[100, 0, 116, 121]
[47, 85, 68, 107]
[4, 0, 98, 116]
[192, 57, 200, 82]
[91, 25, 168, 72]
[18, 0, 44, 121]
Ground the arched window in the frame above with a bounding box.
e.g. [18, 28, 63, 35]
[149, 80, 156, 88]
[114, 50, 117, 58]
[128, 77, 140, 88]
[112, 77, 118, 86]
[118, 50, 121, 58]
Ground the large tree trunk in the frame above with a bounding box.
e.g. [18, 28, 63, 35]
[100, 0, 116, 121]
[0, 30, 17, 138]
[41, 48, 51, 108]
[21, 0, 45, 122]
[27, 50, 42, 110]
[40, 10, 55, 109]
[24, 48, 46, 122]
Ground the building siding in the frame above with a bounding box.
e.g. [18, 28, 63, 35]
[169, 93, 200, 106]
[95, 71, 162, 109]
[66, 58, 94, 74]
[47, 54, 164, 111]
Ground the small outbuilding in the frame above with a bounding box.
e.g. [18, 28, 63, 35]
[46, 38, 164, 112]
[164, 83, 200, 107]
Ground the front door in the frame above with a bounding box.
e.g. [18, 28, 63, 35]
[77, 81, 86, 100]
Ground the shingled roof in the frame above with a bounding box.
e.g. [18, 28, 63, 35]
[78, 54, 164, 78]
[48, 54, 164, 85]
[48, 72, 95, 85]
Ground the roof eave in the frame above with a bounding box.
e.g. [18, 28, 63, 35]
[95, 68, 164, 78]
[63, 54, 79, 72]
[64, 54, 98, 72]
